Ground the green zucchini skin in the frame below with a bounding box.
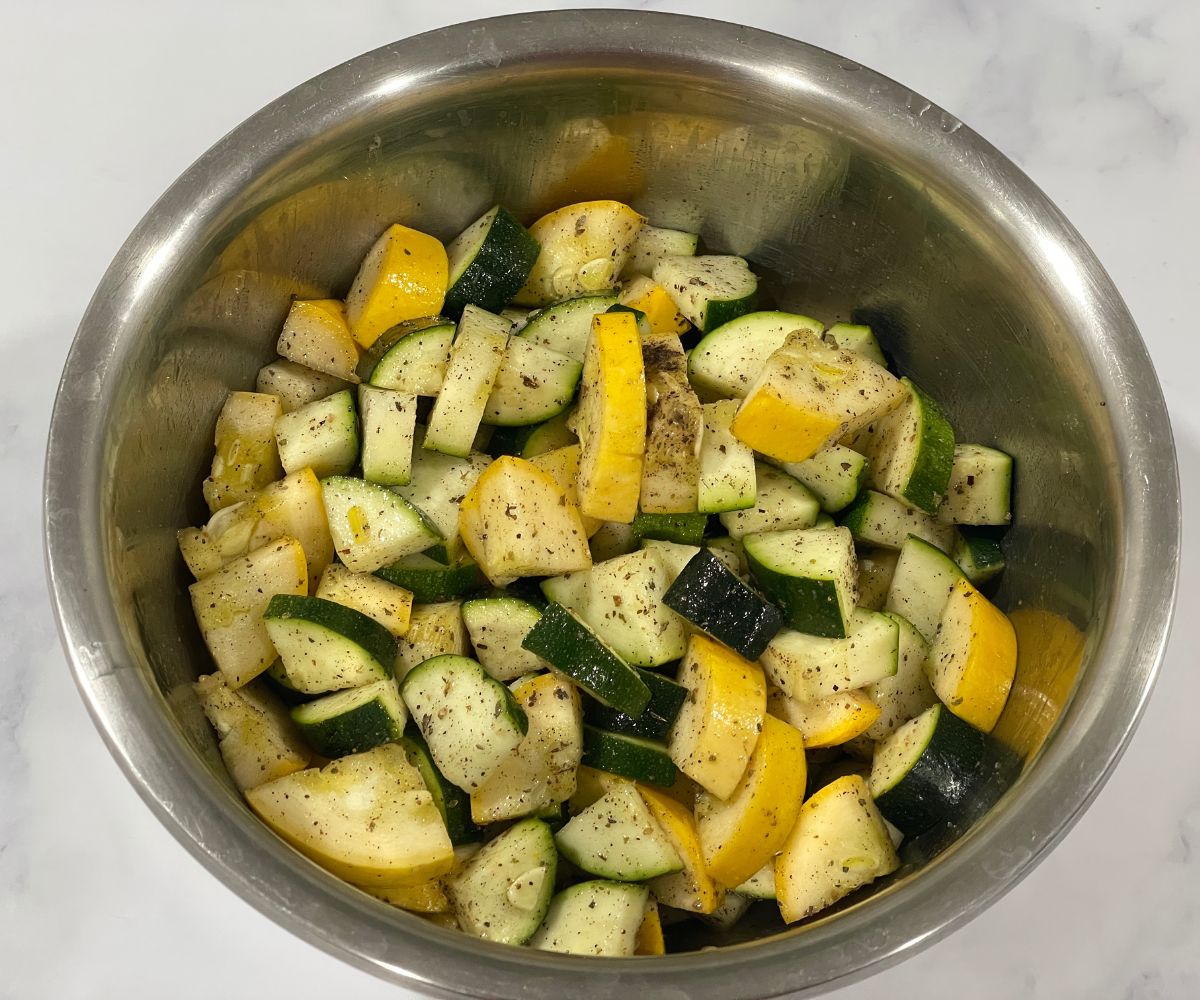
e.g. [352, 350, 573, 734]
[744, 555, 844, 639]
[444, 206, 541, 317]
[263, 593, 398, 674]
[580, 726, 678, 788]
[872, 704, 1020, 837]
[898, 379, 956, 514]
[521, 603, 651, 717]
[630, 511, 710, 546]
[399, 731, 482, 846]
[662, 549, 783, 660]
[582, 666, 687, 741]
[291, 681, 405, 758]
[375, 554, 487, 603]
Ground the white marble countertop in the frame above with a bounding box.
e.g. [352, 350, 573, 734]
[3, 0, 1197, 997]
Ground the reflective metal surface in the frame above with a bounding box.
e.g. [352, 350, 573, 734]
[44, 11, 1179, 998]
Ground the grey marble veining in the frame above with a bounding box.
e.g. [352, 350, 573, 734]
[3, 0, 1197, 997]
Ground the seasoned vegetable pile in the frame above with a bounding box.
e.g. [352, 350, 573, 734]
[182, 199, 1020, 955]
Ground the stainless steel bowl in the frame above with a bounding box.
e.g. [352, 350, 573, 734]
[44, 11, 1179, 998]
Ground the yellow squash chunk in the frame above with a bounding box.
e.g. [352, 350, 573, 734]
[635, 899, 666, 955]
[394, 601, 469, 678]
[925, 577, 1018, 732]
[775, 774, 899, 924]
[202, 391, 284, 513]
[732, 329, 906, 463]
[620, 276, 690, 336]
[640, 786, 724, 915]
[695, 714, 807, 889]
[316, 563, 413, 638]
[345, 223, 448, 349]
[668, 634, 767, 799]
[276, 299, 361, 382]
[767, 686, 881, 749]
[180, 468, 334, 586]
[641, 334, 703, 513]
[530, 444, 602, 536]
[470, 672, 583, 824]
[189, 537, 308, 687]
[514, 200, 645, 306]
[246, 744, 455, 889]
[193, 674, 309, 791]
[458, 455, 592, 586]
[575, 311, 647, 522]
[368, 879, 451, 914]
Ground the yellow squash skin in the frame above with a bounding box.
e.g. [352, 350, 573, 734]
[639, 786, 724, 915]
[667, 634, 767, 799]
[345, 223, 448, 349]
[926, 577, 1018, 732]
[574, 311, 647, 523]
[696, 714, 808, 889]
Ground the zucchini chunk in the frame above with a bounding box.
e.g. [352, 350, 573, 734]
[529, 880, 650, 956]
[621, 224, 699, 280]
[555, 782, 683, 881]
[698, 399, 758, 513]
[399, 732, 481, 846]
[759, 608, 898, 703]
[662, 548, 783, 661]
[688, 310, 824, 400]
[653, 254, 758, 332]
[471, 672, 583, 824]
[744, 526, 858, 638]
[376, 553, 485, 605]
[263, 593, 397, 695]
[839, 488, 957, 553]
[824, 322, 887, 368]
[848, 377, 955, 514]
[581, 726, 678, 788]
[865, 612, 936, 740]
[449, 817, 557, 944]
[883, 534, 967, 643]
[424, 306, 510, 458]
[775, 445, 869, 514]
[517, 293, 619, 361]
[718, 463, 821, 539]
[358, 385, 417, 486]
[937, 443, 1014, 525]
[870, 703, 1015, 836]
[321, 476, 440, 573]
[483, 338, 582, 427]
[522, 603, 651, 716]
[274, 389, 359, 479]
[583, 667, 687, 742]
[461, 596, 550, 681]
[291, 678, 407, 757]
[245, 744, 454, 888]
[954, 529, 1007, 583]
[360, 319, 456, 395]
[400, 654, 529, 791]
[444, 205, 541, 316]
